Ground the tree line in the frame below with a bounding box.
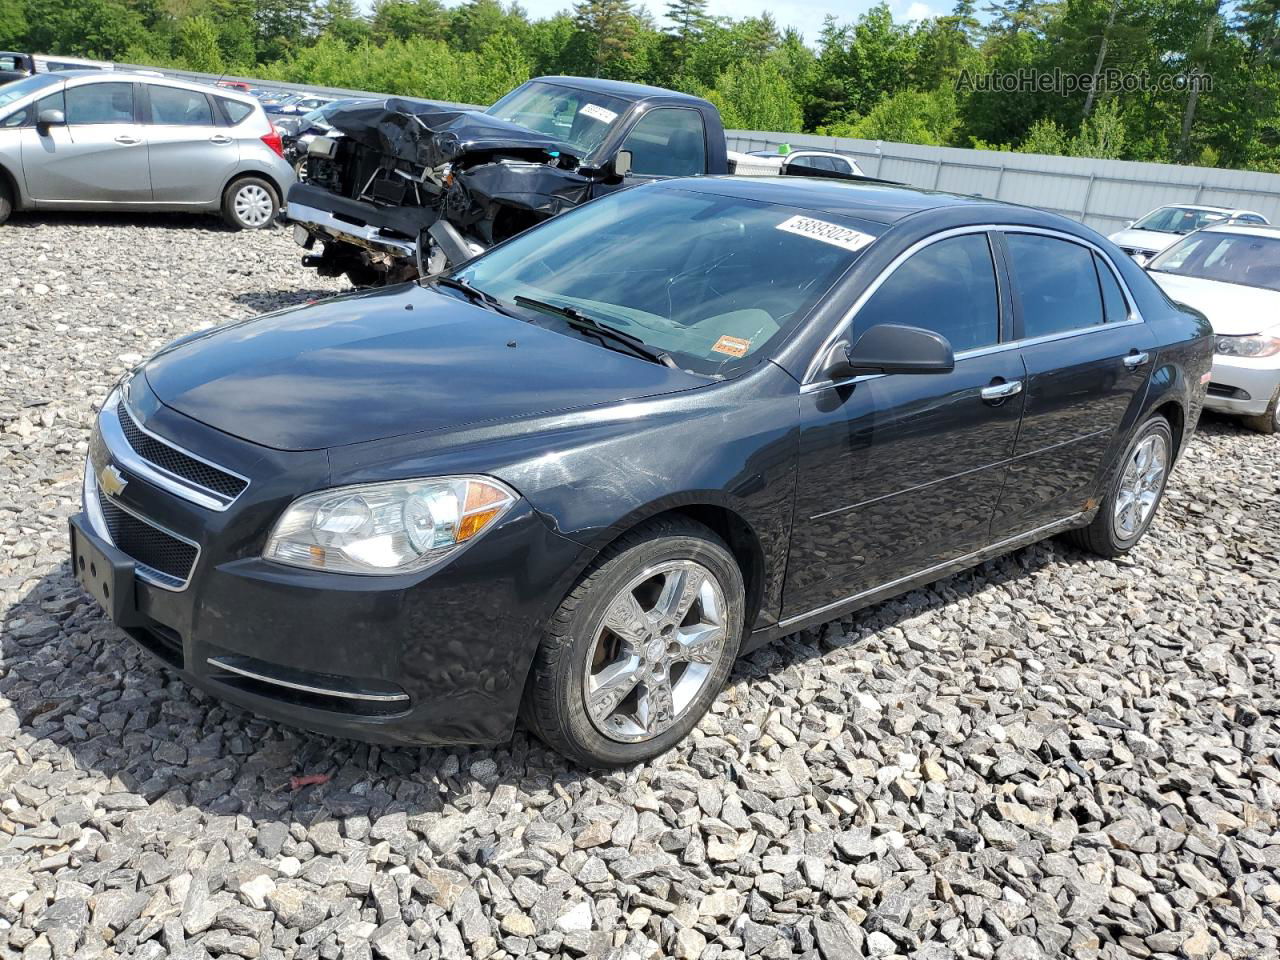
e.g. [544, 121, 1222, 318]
[3, 0, 1280, 172]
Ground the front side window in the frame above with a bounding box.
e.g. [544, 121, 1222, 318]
[485, 80, 630, 159]
[851, 233, 1000, 353]
[148, 86, 213, 125]
[65, 83, 134, 124]
[1004, 233, 1103, 339]
[620, 109, 707, 177]
[456, 183, 873, 375]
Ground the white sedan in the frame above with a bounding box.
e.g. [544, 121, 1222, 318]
[1110, 204, 1268, 264]
[1146, 222, 1280, 433]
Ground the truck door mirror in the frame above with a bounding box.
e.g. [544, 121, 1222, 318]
[613, 149, 632, 178]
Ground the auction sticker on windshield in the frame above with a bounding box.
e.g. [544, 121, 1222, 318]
[776, 215, 875, 253]
[579, 103, 618, 124]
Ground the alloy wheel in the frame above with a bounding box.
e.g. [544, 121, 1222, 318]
[583, 560, 728, 743]
[233, 184, 274, 227]
[1112, 433, 1168, 539]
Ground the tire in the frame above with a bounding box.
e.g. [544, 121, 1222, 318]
[0, 178, 12, 225]
[221, 176, 278, 230]
[1241, 386, 1280, 435]
[1066, 415, 1174, 557]
[523, 516, 745, 768]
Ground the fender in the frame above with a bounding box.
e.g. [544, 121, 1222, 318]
[0, 160, 27, 210]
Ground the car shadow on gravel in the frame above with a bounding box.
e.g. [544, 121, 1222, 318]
[2, 529, 1094, 826]
[231, 288, 356, 314]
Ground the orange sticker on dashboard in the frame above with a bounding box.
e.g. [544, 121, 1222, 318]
[711, 335, 751, 357]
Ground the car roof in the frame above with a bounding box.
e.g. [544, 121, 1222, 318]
[55, 70, 258, 104]
[533, 75, 711, 105]
[1201, 222, 1280, 238]
[658, 175, 999, 226]
[1151, 203, 1248, 215]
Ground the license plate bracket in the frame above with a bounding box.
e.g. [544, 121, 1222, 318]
[69, 514, 145, 627]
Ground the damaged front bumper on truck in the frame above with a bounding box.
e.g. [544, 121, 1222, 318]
[282, 95, 599, 285]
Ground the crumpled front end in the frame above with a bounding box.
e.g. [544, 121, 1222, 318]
[285, 98, 596, 283]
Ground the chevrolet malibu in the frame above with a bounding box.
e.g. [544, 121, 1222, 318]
[71, 177, 1212, 767]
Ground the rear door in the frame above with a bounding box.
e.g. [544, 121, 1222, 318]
[142, 83, 236, 204]
[783, 231, 1027, 618]
[21, 81, 150, 203]
[990, 230, 1157, 536]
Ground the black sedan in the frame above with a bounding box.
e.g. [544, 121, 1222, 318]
[71, 177, 1212, 767]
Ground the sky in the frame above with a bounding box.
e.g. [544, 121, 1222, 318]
[480, 0, 944, 45]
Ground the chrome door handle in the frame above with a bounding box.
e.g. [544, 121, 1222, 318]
[114, 135, 141, 145]
[1123, 351, 1150, 369]
[210, 135, 233, 144]
[981, 380, 1023, 401]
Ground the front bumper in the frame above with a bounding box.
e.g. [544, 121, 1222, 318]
[75, 380, 587, 746]
[1203, 354, 1280, 416]
[283, 183, 435, 260]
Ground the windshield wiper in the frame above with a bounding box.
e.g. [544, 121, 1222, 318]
[432, 275, 507, 310]
[513, 295, 678, 368]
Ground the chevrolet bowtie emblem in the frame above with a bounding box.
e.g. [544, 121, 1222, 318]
[99, 464, 128, 498]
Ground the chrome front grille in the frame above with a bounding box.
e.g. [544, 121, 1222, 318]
[116, 400, 247, 499]
[84, 464, 201, 591]
[98, 386, 249, 512]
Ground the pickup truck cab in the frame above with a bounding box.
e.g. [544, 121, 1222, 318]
[284, 76, 728, 285]
[0, 53, 113, 85]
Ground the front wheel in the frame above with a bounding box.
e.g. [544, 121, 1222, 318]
[523, 517, 745, 767]
[222, 177, 278, 230]
[0, 178, 12, 225]
[1067, 415, 1174, 557]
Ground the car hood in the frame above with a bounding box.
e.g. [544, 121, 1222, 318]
[1149, 272, 1280, 336]
[142, 284, 708, 451]
[1108, 228, 1184, 254]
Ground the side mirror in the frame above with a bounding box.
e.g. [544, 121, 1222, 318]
[827, 323, 955, 380]
[1124, 220, 1134, 229]
[613, 149, 632, 178]
[36, 108, 65, 133]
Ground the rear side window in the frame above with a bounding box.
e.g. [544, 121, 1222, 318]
[65, 83, 134, 124]
[220, 98, 253, 125]
[1094, 254, 1129, 323]
[1005, 233, 1103, 339]
[620, 109, 707, 177]
[148, 86, 213, 125]
[790, 155, 834, 173]
[852, 233, 1000, 352]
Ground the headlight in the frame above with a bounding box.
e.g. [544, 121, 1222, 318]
[1215, 334, 1280, 358]
[264, 476, 517, 575]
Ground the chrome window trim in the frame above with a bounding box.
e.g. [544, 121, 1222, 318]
[83, 463, 201, 592]
[206, 657, 411, 703]
[802, 223, 1147, 390]
[102, 385, 249, 512]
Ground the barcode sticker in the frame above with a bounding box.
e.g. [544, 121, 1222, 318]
[776, 215, 875, 253]
[578, 103, 618, 124]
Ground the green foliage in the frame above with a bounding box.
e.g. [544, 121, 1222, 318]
[6, 0, 1280, 171]
[178, 15, 224, 72]
[705, 59, 803, 132]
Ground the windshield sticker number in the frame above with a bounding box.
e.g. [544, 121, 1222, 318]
[711, 335, 752, 357]
[578, 103, 618, 125]
[776, 215, 875, 253]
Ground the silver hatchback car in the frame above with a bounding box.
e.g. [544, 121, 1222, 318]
[0, 71, 295, 229]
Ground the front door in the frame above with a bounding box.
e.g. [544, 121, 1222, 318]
[991, 232, 1157, 535]
[591, 107, 708, 200]
[143, 84, 236, 204]
[21, 81, 150, 203]
[784, 232, 1026, 618]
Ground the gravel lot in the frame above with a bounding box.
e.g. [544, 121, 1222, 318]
[1, 213, 1278, 960]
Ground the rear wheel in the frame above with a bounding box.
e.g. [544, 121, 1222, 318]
[1241, 386, 1279, 435]
[1067, 415, 1173, 557]
[523, 517, 744, 767]
[222, 177, 278, 230]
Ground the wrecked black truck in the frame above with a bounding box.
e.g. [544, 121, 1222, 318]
[283, 76, 729, 285]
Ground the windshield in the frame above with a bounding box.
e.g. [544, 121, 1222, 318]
[1148, 231, 1280, 292]
[454, 183, 875, 375]
[1133, 206, 1229, 235]
[0, 73, 60, 115]
[485, 81, 630, 159]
